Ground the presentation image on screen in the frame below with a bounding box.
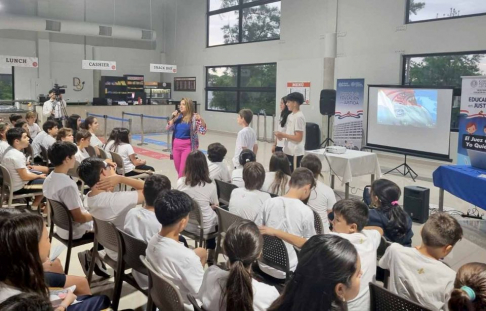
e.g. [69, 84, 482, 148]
[377, 88, 437, 128]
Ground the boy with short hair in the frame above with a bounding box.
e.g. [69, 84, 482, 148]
[207, 142, 231, 182]
[379, 212, 463, 310]
[9, 113, 22, 126]
[25, 111, 41, 139]
[147, 190, 207, 310]
[275, 92, 306, 172]
[232, 109, 257, 168]
[32, 120, 58, 160]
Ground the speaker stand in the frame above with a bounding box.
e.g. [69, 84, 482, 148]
[384, 154, 418, 182]
[319, 114, 334, 148]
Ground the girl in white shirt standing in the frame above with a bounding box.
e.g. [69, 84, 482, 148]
[198, 220, 279, 311]
[272, 96, 291, 154]
[261, 151, 291, 196]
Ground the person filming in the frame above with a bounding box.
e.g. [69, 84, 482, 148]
[42, 89, 66, 129]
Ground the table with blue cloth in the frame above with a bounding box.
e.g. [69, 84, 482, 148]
[433, 165, 486, 212]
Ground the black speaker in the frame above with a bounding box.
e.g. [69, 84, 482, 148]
[320, 89, 336, 116]
[403, 186, 430, 224]
[305, 122, 321, 150]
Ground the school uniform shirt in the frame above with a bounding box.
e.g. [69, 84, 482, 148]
[231, 168, 244, 188]
[124, 207, 161, 289]
[40, 134, 56, 151]
[198, 266, 279, 311]
[112, 143, 136, 174]
[28, 123, 41, 139]
[0, 282, 21, 304]
[0, 140, 10, 159]
[307, 180, 336, 234]
[228, 188, 271, 225]
[89, 133, 103, 147]
[368, 208, 413, 246]
[1, 147, 28, 191]
[261, 171, 290, 196]
[43, 172, 92, 240]
[103, 140, 114, 160]
[75, 147, 90, 163]
[232, 126, 257, 168]
[176, 177, 218, 234]
[331, 230, 381, 311]
[208, 160, 231, 183]
[379, 243, 456, 311]
[147, 234, 205, 310]
[276, 118, 287, 148]
[85, 190, 139, 260]
[260, 197, 316, 279]
[283, 111, 306, 157]
[32, 131, 47, 158]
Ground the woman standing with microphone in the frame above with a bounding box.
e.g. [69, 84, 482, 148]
[168, 98, 207, 177]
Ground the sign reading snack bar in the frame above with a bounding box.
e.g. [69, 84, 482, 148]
[82, 60, 116, 71]
[150, 64, 177, 73]
[0, 55, 38, 68]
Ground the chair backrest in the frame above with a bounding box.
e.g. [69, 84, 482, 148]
[118, 229, 148, 276]
[215, 179, 238, 205]
[48, 199, 73, 232]
[187, 200, 203, 227]
[215, 207, 244, 234]
[98, 147, 108, 159]
[24, 144, 34, 160]
[261, 235, 290, 277]
[140, 255, 185, 311]
[187, 294, 204, 311]
[0, 164, 13, 188]
[93, 217, 121, 255]
[40, 145, 48, 162]
[110, 151, 125, 174]
[67, 161, 80, 178]
[369, 282, 432, 311]
[312, 210, 324, 234]
[377, 236, 392, 259]
[85, 145, 97, 158]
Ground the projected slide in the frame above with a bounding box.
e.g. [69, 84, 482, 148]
[377, 89, 437, 128]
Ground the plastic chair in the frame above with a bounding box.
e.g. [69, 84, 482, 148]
[140, 255, 185, 311]
[377, 236, 392, 260]
[215, 179, 238, 206]
[117, 228, 149, 293]
[110, 151, 152, 178]
[369, 282, 432, 311]
[47, 199, 93, 274]
[187, 294, 205, 311]
[40, 145, 49, 164]
[0, 164, 43, 208]
[260, 235, 292, 280]
[181, 200, 219, 249]
[85, 145, 97, 158]
[66, 161, 87, 198]
[98, 147, 108, 159]
[24, 144, 34, 161]
[313, 210, 324, 234]
[214, 207, 244, 262]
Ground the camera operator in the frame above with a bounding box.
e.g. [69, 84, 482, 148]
[42, 89, 66, 129]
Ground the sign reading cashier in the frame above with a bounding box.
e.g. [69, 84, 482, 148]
[82, 60, 116, 71]
[0, 55, 38, 68]
[150, 63, 177, 73]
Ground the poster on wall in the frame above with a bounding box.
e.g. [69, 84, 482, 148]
[82, 60, 116, 71]
[287, 82, 310, 105]
[457, 76, 486, 165]
[332, 78, 365, 150]
[0, 55, 38, 68]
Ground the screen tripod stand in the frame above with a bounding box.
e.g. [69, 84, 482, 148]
[319, 114, 334, 148]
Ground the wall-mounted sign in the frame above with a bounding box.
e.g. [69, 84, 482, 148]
[0, 55, 38, 68]
[174, 77, 196, 92]
[287, 82, 311, 105]
[150, 63, 177, 73]
[82, 60, 116, 70]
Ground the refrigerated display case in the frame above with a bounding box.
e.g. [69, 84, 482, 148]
[144, 82, 171, 104]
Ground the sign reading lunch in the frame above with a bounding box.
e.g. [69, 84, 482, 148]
[0, 55, 38, 68]
[150, 63, 177, 73]
[82, 60, 116, 71]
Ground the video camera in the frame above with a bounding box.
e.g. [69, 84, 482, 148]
[52, 84, 67, 96]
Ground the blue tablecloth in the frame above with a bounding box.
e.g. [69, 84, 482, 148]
[433, 165, 486, 211]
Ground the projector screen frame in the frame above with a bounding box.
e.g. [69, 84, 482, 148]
[365, 84, 454, 162]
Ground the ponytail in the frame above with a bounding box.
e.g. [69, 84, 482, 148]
[382, 202, 409, 239]
[448, 262, 486, 311]
[223, 261, 254, 311]
[270, 170, 289, 196]
[448, 288, 474, 311]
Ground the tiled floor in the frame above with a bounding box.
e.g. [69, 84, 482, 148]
[50, 131, 486, 310]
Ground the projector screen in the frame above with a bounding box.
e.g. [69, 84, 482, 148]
[367, 86, 453, 158]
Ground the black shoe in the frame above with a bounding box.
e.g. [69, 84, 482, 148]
[94, 258, 111, 278]
[78, 250, 111, 278]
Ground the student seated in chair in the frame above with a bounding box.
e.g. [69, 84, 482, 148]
[207, 142, 231, 182]
[32, 120, 58, 162]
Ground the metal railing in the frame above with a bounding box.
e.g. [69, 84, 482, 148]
[85, 112, 132, 142]
[122, 112, 171, 152]
[254, 109, 276, 143]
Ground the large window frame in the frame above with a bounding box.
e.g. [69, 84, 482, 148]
[206, 0, 281, 48]
[405, 0, 486, 24]
[205, 62, 277, 114]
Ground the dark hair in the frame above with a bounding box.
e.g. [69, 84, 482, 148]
[75, 129, 92, 144]
[6, 127, 26, 146]
[239, 149, 256, 166]
[333, 199, 369, 231]
[301, 154, 323, 179]
[110, 128, 130, 152]
[42, 120, 58, 133]
[104, 127, 120, 150]
[269, 152, 291, 195]
[207, 142, 227, 162]
[56, 128, 73, 141]
[286, 92, 305, 105]
[0, 292, 53, 311]
[422, 212, 463, 247]
[81, 116, 96, 131]
[289, 167, 316, 189]
[243, 162, 265, 191]
[66, 114, 81, 133]
[0, 122, 10, 140]
[154, 190, 195, 226]
[449, 262, 486, 311]
[144, 174, 172, 206]
[184, 150, 212, 187]
[280, 96, 291, 128]
[239, 109, 253, 125]
[370, 179, 409, 240]
[48, 141, 78, 166]
[222, 220, 263, 311]
[9, 113, 22, 124]
[77, 157, 106, 187]
[0, 213, 49, 299]
[14, 119, 27, 129]
[269, 235, 358, 311]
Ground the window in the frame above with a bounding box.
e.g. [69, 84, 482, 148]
[206, 63, 277, 115]
[402, 51, 486, 130]
[207, 0, 281, 47]
[406, 0, 486, 23]
[0, 68, 13, 101]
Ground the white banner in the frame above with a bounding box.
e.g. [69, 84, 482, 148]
[150, 63, 177, 73]
[0, 55, 38, 68]
[82, 60, 116, 71]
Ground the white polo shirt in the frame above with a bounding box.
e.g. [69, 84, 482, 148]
[283, 110, 306, 156]
[228, 188, 271, 225]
